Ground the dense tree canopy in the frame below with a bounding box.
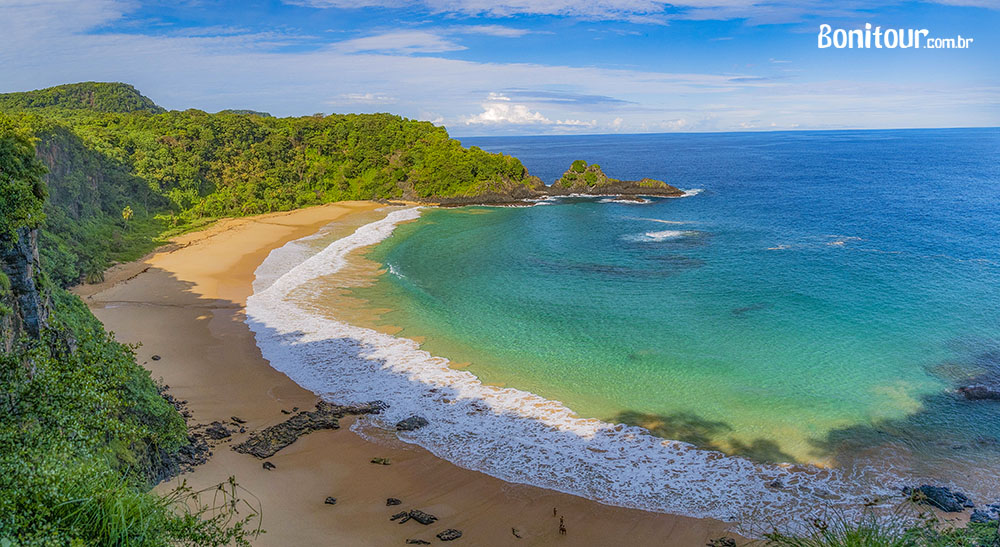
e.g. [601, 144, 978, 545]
[0, 117, 47, 244]
[0, 83, 540, 285]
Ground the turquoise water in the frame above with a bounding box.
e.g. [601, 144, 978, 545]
[354, 129, 1000, 489]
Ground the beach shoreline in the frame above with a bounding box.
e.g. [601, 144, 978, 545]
[77, 200, 738, 546]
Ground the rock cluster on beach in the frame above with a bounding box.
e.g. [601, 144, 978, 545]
[904, 485, 975, 512]
[396, 415, 430, 431]
[233, 400, 386, 458]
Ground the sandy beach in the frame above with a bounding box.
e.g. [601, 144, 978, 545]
[77, 201, 739, 546]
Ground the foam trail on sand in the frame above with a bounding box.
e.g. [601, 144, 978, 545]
[246, 208, 905, 529]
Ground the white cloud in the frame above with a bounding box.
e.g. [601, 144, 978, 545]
[463, 94, 552, 124]
[0, 0, 996, 136]
[462, 94, 610, 129]
[333, 30, 466, 54]
[285, 0, 998, 23]
[328, 92, 399, 104]
[448, 24, 533, 37]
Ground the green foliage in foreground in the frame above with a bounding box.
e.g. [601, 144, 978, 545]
[760, 506, 999, 547]
[0, 288, 260, 545]
[0, 82, 539, 286]
[0, 116, 48, 243]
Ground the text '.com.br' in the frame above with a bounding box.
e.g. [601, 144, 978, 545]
[818, 24, 974, 49]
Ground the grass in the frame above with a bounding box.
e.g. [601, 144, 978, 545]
[758, 503, 1000, 547]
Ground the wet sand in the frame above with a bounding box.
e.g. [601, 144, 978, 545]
[78, 201, 740, 546]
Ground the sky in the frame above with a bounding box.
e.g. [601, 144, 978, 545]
[1, 0, 998, 135]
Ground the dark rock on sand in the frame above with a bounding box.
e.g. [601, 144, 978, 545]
[231, 416, 246, 424]
[387, 498, 402, 506]
[151, 354, 161, 361]
[205, 421, 231, 440]
[324, 497, 337, 505]
[436, 529, 462, 541]
[904, 485, 974, 512]
[408, 509, 438, 525]
[405, 540, 431, 545]
[391, 511, 411, 523]
[958, 383, 1000, 401]
[371, 457, 392, 465]
[234, 401, 384, 458]
[970, 510, 996, 524]
[396, 415, 430, 431]
[262, 461, 276, 471]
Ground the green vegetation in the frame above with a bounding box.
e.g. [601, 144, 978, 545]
[553, 159, 680, 195]
[0, 289, 259, 545]
[0, 116, 47, 242]
[758, 505, 999, 547]
[555, 160, 616, 190]
[0, 82, 541, 286]
[1, 116, 259, 544]
[0, 82, 165, 114]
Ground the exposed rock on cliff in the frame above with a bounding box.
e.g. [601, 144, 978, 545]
[0, 227, 49, 350]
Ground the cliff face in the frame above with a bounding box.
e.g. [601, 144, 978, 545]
[0, 227, 49, 351]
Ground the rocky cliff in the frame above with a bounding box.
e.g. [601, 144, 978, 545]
[0, 227, 50, 351]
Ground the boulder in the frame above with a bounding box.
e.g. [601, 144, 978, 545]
[958, 384, 1000, 401]
[234, 401, 384, 458]
[387, 498, 402, 506]
[970, 510, 996, 524]
[436, 529, 462, 541]
[904, 485, 974, 512]
[262, 461, 276, 471]
[324, 497, 337, 505]
[408, 509, 438, 525]
[405, 540, 430, 545]
[204, 421, 231, 440]
[396, 416, 430, 431]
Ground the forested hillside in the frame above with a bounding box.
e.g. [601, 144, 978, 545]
[0, 117, 255, 544]
[1, 82, 543, 286]
[0, 82, 165, 114]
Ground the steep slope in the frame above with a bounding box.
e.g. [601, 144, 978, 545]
[1, 120, 251, 545]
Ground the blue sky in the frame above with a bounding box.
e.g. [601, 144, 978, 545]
[1, 0, 998, 135]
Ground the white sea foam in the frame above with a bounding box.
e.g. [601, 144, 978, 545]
[387, 263, 406, 279]
[246, 208, 909, 531]
[632, 217, 690, 225]
[622, 229, 701, 242]
[598, 197, 653, 204]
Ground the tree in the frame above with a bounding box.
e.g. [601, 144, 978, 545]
[0, 116, 48, 245]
